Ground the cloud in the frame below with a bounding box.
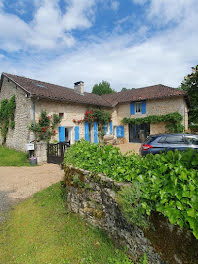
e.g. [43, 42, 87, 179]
[111, 1, 119, 11]
[0, 0, 198, 92]
[0, 54, 4, 59]
[0, 0, 96, 51]
[132, 0, 147, 5]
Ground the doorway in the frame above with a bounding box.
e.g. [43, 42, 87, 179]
[129, 123, 150, 143]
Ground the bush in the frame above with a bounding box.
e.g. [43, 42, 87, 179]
[64, 141, 198, 239]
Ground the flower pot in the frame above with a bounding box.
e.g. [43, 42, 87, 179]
[30, 158, 37, 166]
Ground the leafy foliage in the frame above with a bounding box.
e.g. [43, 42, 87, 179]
[122, 112, 184, 133]
[29, 110, 61, 142]
[64, 141, 198, 239]
[92, 81, 115, 95]
[0, 96, 16, 144]
[181, 65, 198, 124]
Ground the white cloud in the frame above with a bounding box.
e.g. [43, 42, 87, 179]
[0, 0, 198, 92]
[132, 0, 147, 5]
[148, 0, 196, 25]
[111, 1, 119, 11]
[0, 0, 96, 51]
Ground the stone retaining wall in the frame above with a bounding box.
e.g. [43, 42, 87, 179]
[64, 165, 164, 264]
[64, 165, 198, 264]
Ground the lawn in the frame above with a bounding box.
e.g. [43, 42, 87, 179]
[0, 182, 139, 264]
[0, 146, 30, 166]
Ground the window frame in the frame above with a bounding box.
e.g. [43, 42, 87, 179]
[134, 102, 142, 114]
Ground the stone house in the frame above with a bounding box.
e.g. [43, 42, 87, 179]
[0, 72, 188, 152]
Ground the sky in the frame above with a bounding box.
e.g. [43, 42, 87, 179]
[0, 0, 197, 92]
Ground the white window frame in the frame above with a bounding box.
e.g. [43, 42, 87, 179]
[135, 102, 142, 114]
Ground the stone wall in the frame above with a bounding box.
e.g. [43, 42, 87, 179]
[64, 165, 198, 264]
[34, 142, 47, 164]
[0, 76, 33, 152]
[64, 165, 163, 264]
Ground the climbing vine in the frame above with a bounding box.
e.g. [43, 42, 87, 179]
[0, 95, 16, 144]
[29, 110, 62, 142]
[73, 108, 111, 141]
[122, 112, 184, 133]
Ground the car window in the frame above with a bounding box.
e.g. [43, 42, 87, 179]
[158, 137, 166, 143]
[164, 136, 185, 144]
[185, 137, 198, 145]
[144, 136, 157, 144]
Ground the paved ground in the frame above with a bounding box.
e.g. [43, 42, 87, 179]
[0, 164, 64, 222]
[117, 143, 141, 155]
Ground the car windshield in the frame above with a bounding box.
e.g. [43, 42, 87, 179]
[185, 137, 198, 145]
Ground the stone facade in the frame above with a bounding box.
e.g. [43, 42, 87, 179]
[0, 76, 32, 151]
[115, 97, 188, 142]
[65, 165, 198, 264]
[0, 77, 188, 154]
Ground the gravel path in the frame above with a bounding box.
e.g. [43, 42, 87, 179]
[0, 164, 64, 222]
[117, 143, 141, 155]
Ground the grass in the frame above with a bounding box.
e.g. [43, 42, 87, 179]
[0, 182, 138, 264]
[0, 146, 30, 166]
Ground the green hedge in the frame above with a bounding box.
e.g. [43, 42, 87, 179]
[64, 140, 198, 239]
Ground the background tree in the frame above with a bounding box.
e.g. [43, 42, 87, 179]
[181, 65, 198, 124]
[92, 81, 115, 96]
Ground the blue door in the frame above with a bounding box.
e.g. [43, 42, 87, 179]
[85, 122, 89, 141]
[75, 126, 79, 142]
[94, 121, 98, 144]
[59, 127, 65, 142]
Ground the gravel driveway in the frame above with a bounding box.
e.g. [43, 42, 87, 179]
[0, 164, 64, 222]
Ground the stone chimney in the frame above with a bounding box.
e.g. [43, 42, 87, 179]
[74, 81, 84, 95]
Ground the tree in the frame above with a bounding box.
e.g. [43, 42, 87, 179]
[181, 65, 198, 124]
[92, 81, 115, 96]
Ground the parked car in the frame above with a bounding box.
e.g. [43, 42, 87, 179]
[140, 133, 198, 156]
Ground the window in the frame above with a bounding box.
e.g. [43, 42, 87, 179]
[59, 113, 64, 118]
[135, 102, 142, 114]
[185, 137, 198, 145]
[164, 136, 185, 144]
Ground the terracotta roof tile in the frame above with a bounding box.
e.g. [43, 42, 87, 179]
[102, 84, 186, 106]
[2, 73, 111, 107]
[1, 73, 186, 107]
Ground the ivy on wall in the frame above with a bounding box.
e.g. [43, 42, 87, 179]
[122, 112, 184, 133]
[0, 95, 16, 144]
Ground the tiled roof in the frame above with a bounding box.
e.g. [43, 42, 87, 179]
[1, 73, 112, 107]
[1, 73, 186, 107]
[102, 84, 186, 106]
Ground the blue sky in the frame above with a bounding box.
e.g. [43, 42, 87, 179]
[0, 0, 197, 92]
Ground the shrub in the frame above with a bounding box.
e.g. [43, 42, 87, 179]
[64, 141, 198, 239]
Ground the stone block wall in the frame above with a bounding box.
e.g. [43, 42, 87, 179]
[0, 77, 32, 151]
[64, 165, 198, 264]
[64, 165, 163, 264]
[34, 142, 47, 163]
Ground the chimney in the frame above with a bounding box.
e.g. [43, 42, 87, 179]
[74, 81, 84, 95]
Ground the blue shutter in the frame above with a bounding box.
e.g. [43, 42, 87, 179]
[130, 102, 135, 115]
[117, 126, 124, 138]
[94, 121, 98, 144]
[104, 123, 108, 135]
[59, 127, 65, 142]
[110, 121, 113, 135]
[75, 126, 79, 142]
[142, 101, 146, 114]
[85, 122, 89, 141]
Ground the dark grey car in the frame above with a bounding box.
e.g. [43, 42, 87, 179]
[140, 134, 198, 156]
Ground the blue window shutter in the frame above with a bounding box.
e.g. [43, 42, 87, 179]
[117, 126, 124, 138]
[75, 126, 79, 142]
[142, 101, 146, 114]
[104, 123, 108, 135]
[110, 121, 113, 135]
[59, 127, 65, 142]
[130, 102, 135, 115]
[94, 121, 98, 144]
[85, 122, 89, 141]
